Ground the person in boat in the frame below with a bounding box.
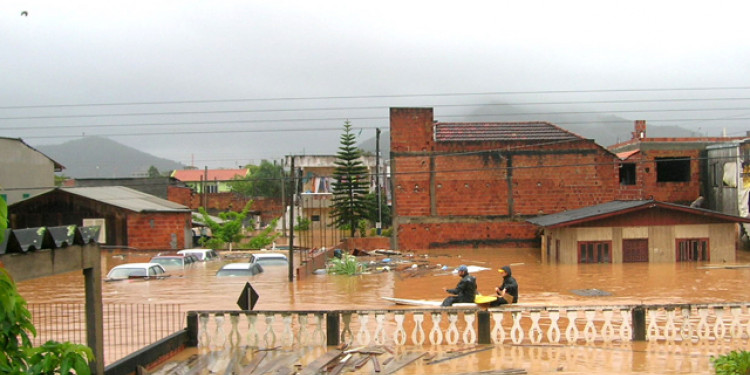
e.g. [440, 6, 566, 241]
[441, 265, 477, 307]
[489, 265, 518, 307]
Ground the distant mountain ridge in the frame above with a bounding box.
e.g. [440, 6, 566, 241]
[36, 137, 185, 178]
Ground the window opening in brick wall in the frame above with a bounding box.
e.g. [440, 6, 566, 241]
[619, 163, 636, 185]
[656, 157, 690, 182]
[676, 238, 709, 262]
[311, 215, 320, 222]
[206, 185, 218, 194]
[578, 241, 612, 263]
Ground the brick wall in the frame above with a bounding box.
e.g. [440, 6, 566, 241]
[126, 212, 191, 250]
[167, 186, 283, 225]
[390, 107, 620, 250]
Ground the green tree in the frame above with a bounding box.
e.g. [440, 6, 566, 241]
[363, 192, 391, 231]
[0, 268, 93, 374]
[228, 160, 288, 198]
[147, 166, 161, 178]
[193, 201, 253, 251]
[330, 121, 371, 237]
[53, 174, 69, 187]
[246, 218, 281, 249]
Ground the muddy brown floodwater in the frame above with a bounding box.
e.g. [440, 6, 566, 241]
[16, 247, 750, 374]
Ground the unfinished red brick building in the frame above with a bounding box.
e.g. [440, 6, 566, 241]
[390, 107, 624, 250]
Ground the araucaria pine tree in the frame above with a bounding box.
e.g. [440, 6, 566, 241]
[331, 120, 371, 237]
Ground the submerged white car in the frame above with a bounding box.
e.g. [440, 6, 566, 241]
[215, 262, 263, 277]
[106, 263, 168, 280]
[177, 248, 219, 262]
[249, 253, 288, 266]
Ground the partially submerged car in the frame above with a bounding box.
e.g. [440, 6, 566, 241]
[215, 262, 263, 277]
[149, 254, 196, 270]
[177, 248, 219, 262]
[106, 263, 169, 281]
[249, 253, 288, 266]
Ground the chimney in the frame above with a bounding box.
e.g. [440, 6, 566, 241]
[633, 120, 646, 140]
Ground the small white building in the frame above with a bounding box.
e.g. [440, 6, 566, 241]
[0, 137, 63, 205]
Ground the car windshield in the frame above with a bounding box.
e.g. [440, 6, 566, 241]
[216, 269, 252, 277]
[151, 258, 184, 268]
[255, 258, 288, 266]
[108, 268, 147, 278]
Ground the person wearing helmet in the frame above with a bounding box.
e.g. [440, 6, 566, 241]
[489, 265, 518, 307]
[441, 265, 477, 307]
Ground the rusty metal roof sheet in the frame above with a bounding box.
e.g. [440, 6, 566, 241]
[435, 122, 585, 142]
[62, 186, 190, 213]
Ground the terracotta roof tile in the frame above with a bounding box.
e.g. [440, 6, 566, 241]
[435, 122, 584, 142]
[172, 168, 249, 182]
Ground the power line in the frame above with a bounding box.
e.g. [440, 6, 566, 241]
[2, 86, 750, 110]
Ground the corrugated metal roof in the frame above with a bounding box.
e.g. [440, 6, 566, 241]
[435, 122, 584, 142]
[62, 186, 190, 213]
[171, 168, 248, 182]
[527, 200, 750, 228]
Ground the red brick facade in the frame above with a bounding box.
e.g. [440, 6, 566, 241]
[167, 186, 283, 225]
[390, 108, 623, 250]
[126, 212, 192, 250]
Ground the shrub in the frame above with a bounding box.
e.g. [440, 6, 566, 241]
[327, 254, 364, 275]
[711, 350, 750, 375]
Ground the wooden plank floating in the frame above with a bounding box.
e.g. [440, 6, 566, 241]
[238, 350, 267, 375]
[381, 352, 425, 375]
[298, 349, 343, 375]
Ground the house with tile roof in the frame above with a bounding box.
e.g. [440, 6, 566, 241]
[527, 200, 750, 264]
[389, 107, 624, 250]
[171, 168, 249, 194]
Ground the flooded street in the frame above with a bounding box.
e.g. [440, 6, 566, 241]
[15, 247, 750, 374]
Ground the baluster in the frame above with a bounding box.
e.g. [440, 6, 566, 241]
[393, 312, 407, 345]
[263, 314, 276, 347]
[281, 313, 294, 347]
[429, 312, 444, 345]
[298, 313, 309, 346]
[490, 311, 505, 344]
[213, 314, 226, 349]
[565, 311, 579, 344]
[646, 309, 660, 341]
[664, 308, 678, 342]
[728, 306, 742, 339]
[373, 313, 387, 345]
[713, 307, 726, 340]
[601, 310, 615, 343]
[411, 313, 425, 345]
[357, 313, 372, 345]
[510, 311, 524, 344]
[246, 313, 259, 348]
[547, 311, 561, 344]
[199, 313, 210, 349]
[528, 311, 543, 344]
[679, 307, 693, 342]
[229, 314, 241, 347]
[311, 313, 325, 345]
[618, 309, 631, 342]
[341, 312, 354, 345]
[446, 312, 460, 345]
[583, 310, 597, 343]
[463, 313, 477, 344]
[696, 307, 710, 340]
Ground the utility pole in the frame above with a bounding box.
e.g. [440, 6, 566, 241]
[288, 156, 295, 282]
[376, 128, 382, 235]
[280, 158, 286, 237]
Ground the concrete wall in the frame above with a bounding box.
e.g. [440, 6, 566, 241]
[0, 138, 57, 205]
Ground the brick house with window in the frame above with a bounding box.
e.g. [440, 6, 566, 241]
[608, 121, 747, 204]
[527, 200, 750, 264]
[389, 107, 623, 250]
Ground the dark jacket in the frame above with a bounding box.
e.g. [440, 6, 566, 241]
[447, 274, 477, 303]
[497, 266, 519, 303]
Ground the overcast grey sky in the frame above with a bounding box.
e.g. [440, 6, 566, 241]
[2, 1, 750, 168]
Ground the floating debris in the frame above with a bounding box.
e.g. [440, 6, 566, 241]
[570, 288, 612, 297]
